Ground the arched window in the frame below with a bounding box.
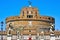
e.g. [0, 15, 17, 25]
[29, 30, 31, 32]
[31, 11, 33, 14]
[35, 11, 37, 16]
[27, 11, 29, 14]
[23, 11, 24, 16]
[48, 17, 50, 20]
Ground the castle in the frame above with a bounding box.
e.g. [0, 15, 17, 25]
[0, 1, 60, 40]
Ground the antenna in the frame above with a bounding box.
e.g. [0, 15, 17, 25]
[28, 0, 32, 7]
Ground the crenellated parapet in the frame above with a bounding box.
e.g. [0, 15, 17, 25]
[6, 16, 55, 23]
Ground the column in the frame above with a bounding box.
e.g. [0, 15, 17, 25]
[40, 31, 44, 40]
[50, 33, 55, 40]
[36, 33, 39, 40]
[17, 31, 20, 40]
[20, 34, 24, 40]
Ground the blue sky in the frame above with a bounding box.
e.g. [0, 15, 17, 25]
[0, 0, 60, 31]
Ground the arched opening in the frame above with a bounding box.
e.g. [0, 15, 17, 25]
[28, 37, 32, 40]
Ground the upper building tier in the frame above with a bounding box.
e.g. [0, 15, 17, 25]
[6, 7, 55, 23]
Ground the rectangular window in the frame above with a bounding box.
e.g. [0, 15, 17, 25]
[27, 15, 33, 18]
